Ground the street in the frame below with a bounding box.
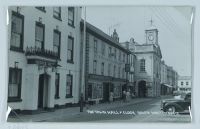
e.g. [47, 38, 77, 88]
[45, 97, 191, 123]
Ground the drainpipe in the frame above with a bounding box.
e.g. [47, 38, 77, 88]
[79, 7, 86, 100]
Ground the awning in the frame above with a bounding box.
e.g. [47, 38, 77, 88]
[161, 83, 173, 88]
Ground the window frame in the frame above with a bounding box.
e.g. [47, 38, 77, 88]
[8, 67, 22, 102]
[68, 7, 75, 27]
[181, 81, 184, 86]
[101, 62, 104, 75]
[108, 64, 111, 76]
[53, 29, 61, 58]
[10, 11, 24, 52]
[101, 41, 105, 56]
[113, 65, 116, 77]
[53, 7, 62, 20]
[93, 60, 97, 74]
[66, 74, 73, 98]
[94, 39, 97, 55]
[35, 21, 45, 50]
[140, 59, 146, 72]
[67, 36, 74, 63]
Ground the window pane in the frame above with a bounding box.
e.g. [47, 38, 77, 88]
[53, 46, 59, 53]
[8, 84, 18, 97]
[68, 41, 73, 50]
[68, 7, 74, 25]
[35, 40, 42, 48]
[12, 15, 22, 33]
[8, 69, 21, 98]
[53, 32, 60, 45]
[11, 32, 21, 47]
[66, 75, 72, 96]
[67, 50, 72, 60]
[36, 25, 43, 41]
[53, 7, 61, 18]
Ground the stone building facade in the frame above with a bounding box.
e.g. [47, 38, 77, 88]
[82, 22, 131, 103]
[134, 26, 162, 97]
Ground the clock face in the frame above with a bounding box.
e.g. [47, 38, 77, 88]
[148, 34, 154, 41]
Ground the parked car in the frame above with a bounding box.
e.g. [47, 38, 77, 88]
[161, 92, 191, 114]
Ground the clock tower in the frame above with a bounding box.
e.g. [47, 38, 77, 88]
[145, 19, 158, 45]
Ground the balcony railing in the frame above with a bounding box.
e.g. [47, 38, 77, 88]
[25, 46, 58, 60]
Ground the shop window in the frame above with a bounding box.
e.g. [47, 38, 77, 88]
[66, 74, 73, 98]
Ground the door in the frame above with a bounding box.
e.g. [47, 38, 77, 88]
[103, 83, 110, 102]
[38, 74, 44, 109]
[138, 81, 147, 97]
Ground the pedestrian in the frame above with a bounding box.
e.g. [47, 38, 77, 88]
[123, 90, 126, 102]
[80, 93, 84, 112]
[109, 92, 114, 103]
[126, 90, 130, 102]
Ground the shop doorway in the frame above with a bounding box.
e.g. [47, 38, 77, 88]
[103, 83, 110, 102]
[138, 80, 147, 97]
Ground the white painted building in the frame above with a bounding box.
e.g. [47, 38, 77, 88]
[178, 76, 192, 93]
[8, 6, 82, 113]
[134, 25, 162, 97]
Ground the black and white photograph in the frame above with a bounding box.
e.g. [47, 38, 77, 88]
[7, 6, 193, 123]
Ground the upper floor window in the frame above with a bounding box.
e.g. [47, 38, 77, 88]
[108, 46, 112, 57]
[66, 74, 73, 98]
[123, 53, 126, 62]
[101, 42, 105, 56]
[67, 36, 74, 63]
[140, 59, 146, 72]
[113, 65, 116, 77]
[101, 62, 104, 75]
[119, 51, 121, 61]
[8, 68, 22, 102]
[68, 7, 74, 26]
[114, 49, 117, 59]
[94, 39, 97, 54]
[122, 68, 125, 78]
[118, 67, 121, 78]
[108, 64, 111, 76]
[10, 11, 24, 51]
[35, 22, 45, 49]
[186, 82, 189, 85]
[93, 60, 97, 74]
[36, 7, 46, 12]
[181, 82, 184, 85]
[53, 30, 61, 58]
[53, 7, 61, 20]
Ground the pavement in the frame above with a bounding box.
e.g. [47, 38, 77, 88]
[7, 97, 154, 122]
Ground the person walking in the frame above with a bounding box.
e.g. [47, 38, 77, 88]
[126, 90, 130, 102]
[109, 92, 114, 103]
[123, 90, 126, 102]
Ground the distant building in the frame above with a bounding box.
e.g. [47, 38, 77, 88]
[81, 22, 131, 103]
[8, 6, 82, 113]
[120, 39, 137, 95]
[178, 76, 192, 93]
[125, 25, 162, 97]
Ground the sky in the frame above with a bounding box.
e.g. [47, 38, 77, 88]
[83, 6, 193, 76]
